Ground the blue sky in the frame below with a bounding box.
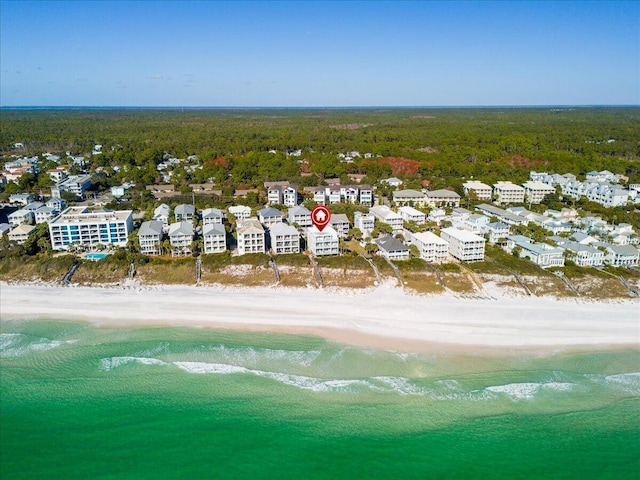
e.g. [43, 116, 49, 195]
[1, 1, 638, 106]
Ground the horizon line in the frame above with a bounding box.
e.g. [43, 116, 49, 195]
[1, 104, 639, 110]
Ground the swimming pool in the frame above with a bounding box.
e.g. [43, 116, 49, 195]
[84, 252, 109, 261]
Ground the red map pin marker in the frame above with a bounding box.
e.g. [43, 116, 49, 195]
[311, 205, 331, 232]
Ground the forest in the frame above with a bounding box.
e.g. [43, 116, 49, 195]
[1, 106, 639, 197]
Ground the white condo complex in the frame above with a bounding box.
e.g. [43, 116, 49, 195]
[49, 207, 133, 251]
[439, 227, 486, 262]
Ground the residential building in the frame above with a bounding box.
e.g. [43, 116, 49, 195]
[201, 208, 224, 225]
[46, 197, 66, 212]
[168, 221, 194, 256]
[0, 223, 12, 236]
[306, 225, 339, 256]
[138, 220, 164, 255]
[236, 218, 266, 255]
[463, 214, 489, 234]
[269, 222, 300, 254]
[426, 189, 461, 208]
[288, 205, 312, 227]
[493, 181, 525, 204]
[228, 205, 252, 221]
[258, 207, 285, 227]
[266, 183, 287, 205]
[375, 236, 410, 261]
[408, 231, 449, 263]
[51, 174, 93, 199]
[353, 211, 375, 238]
[8, 224, 35, 244]
[603, 244, 639, 267]
[427, 207, 447, 224]
[49, 207, 134, 251]
[561, 241, 604, 267]
[440, 227, 486, 262]
[203, 223, 227, 254]
[9, 193, 34, 205]
[174, 204, 196, 222]
[522, 181, 556, 204]
[111, 183, 134, 199]
[505, 235, 565, 268]
[283, 185, 300, 207]
[392, 189, 427, 207]
[369, 206, 403, 232]
[398, 206, 426, 225]
[462, 180, 492, 200]
[381, 177, 403, 188]
[329, 213, 350, 237]
[8, 208, 35, 226]
[153, 204, 171, 227]
[475, 204, 529, 226]
[34, 206, 56, 224]
[485, 222, 510, 244]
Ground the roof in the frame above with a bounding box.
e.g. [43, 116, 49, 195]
[201, 208, 224, 219]
[288, 205, 310, 216]
[237, 218, 265, 235]
[139, 220, 164, 236]
[202, 223, 226, 236]
[398, 206, 425, 216]
[411, 231, 448, 245]
[607, 244, 639, 255]
[375, 236, 409, 252]
[307, 225, 338, 236]
[175, 204, 195, 215]
[441, 227, 485, 242]
[269, 222, 299, 236]
[9, 224, 35, 236]
[168, 221, 194, 236]
[393, 189, 425, 199]
[427, 189, 460, 198]
[487, 222, 509, 229]
[258, 207, 284, 218]
[330, 213, 350, 224]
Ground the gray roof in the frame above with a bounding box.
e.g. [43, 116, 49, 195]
[202, 223, 226, 236]
[487, 222, 509, 229]
[427, 189, 460, 198]
[393, 189, 425, 199]
[258, 207, 284, 218]
[375, 236, 409, 252]
[175, 204, 195, 215]
[201, 208, 224, 219]
[169, 221, 194, 236]
[139, 220, 164, 236]
[288, 205, 310, 216]
[330, 213, 350, 224]
[269, 222, 299, 236]
[607, 244, 639, 255]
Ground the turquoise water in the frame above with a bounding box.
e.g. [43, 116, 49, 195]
[1, 319, 639, 479]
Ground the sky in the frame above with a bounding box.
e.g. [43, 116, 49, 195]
[1, 0, 638, 107]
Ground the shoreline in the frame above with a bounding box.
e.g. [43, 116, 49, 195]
[1, 281, 638, 353]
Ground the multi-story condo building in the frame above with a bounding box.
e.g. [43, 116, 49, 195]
[168, 221, 194, 256]
[353, 211, 375, 237]
[306, 225, 339, 256]
[288, 205, 312, 227]
[329, 213, 350, 238]
[258, 207, 284, 227]
[369, 206, 403, 232]
[426, 189, 461, 208]
[269, 222, 300, 254]
[440, 227, 485, 262]
[49, 207, 133, 251]
[51, 175, 93, 199]
[392, 189, 427, 207]
[462, 180, 492, 200]
[493, 181, 525, 204]
[203, 223, 226, 254]
[201, 208, 224, 225]
[236, 218, 266, 255]
[522, 181, 556, 204]
[174, 204, 196, 222]
[398, 206, 426, 225]
[408, 231, 449, 263]
[138, 220, 164, 255]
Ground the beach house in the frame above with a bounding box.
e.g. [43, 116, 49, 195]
[201, 208, 225, 225]
[398, 206, 426, 225]
[203, 223, 227, 254]
[138, 220, 164, 255]
[168, 221, 194, 256]
[306, 225, 339, 256]
[7, 224, 35, 244]
[407, 231, 449, 263]
[354, 211, 375, 238]
[258, 207, 285, 227]
[174, 204, 196, 222]
[287, 205, 312, 227]
[440, 227, 486, 262]
[329, 213, 350, 237]
[375, 236, 410, 261]
[269, 222, 300, 254]
[236, 218, 266, 255]
[369, 206, 403, 232]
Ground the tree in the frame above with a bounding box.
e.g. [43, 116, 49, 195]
[348, 227, 363, 240]
[409, 244, 420, 257]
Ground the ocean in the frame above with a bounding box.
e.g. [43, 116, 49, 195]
[1, 319, 638, 479]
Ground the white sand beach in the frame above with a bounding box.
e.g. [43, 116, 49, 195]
[1, 282, 638, 352]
